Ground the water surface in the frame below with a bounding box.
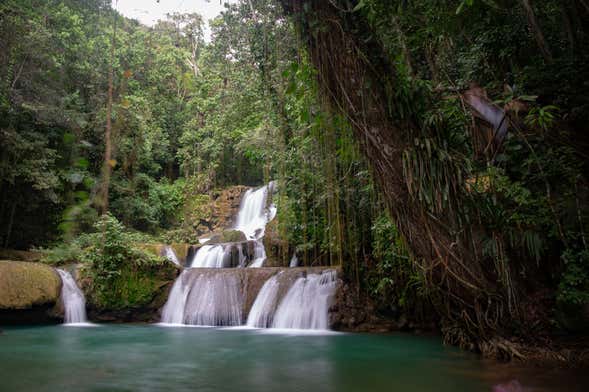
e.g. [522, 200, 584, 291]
[0, 325, 585, 391]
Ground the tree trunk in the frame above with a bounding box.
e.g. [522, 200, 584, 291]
[4, 199, 16, 248]
[278, 0, 505, 343]
[99, 6, 117, 215]
[519, 0, 553, 63]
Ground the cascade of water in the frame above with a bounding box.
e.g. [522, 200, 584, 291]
[246, 274, 281, 327]
[189, 245, 232, 268]
[161, 181, 281, 326]
[248, 240, 266, 268]
[56, 269, 88, 324]
[161, 271, 243, 326]
[289, 254, 299, 268]
[163, 246, 181, 266]
[272, 270, 338, 330]
[236, 245, 247, 268]
[184, 273, 243, 326]
[161, 270, 191, 324]
[234, 183, 275, 240]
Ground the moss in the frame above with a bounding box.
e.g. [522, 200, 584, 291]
[138, 243, 190, 263]
[80, 257, 177, 311]
[0, 260, 61, 309]
[169, 243, 190, 261]
[137, 243, 165, 258]
[207, 230, 247, 244]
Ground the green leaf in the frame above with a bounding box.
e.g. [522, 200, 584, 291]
[352, 1, 366, 12]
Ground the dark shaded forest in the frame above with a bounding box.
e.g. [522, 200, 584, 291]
[1, 0, 588, 357]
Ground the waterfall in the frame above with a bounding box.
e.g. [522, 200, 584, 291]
[161, 271, 192, 324]
[235, 182, 275, 240]
[56, 269, 88, 324]
[289, 254, 299, 267]
[163, 246, 181, 266]
[189, 245, 231, 268]
[246, 274, 281, 327]
[248, 240, 266, 268]
[161, 181, 283, 326]
[237, 245, 247, 267]
[272, 270, 338, 330]
[184, 273, 242, 326]
[162, 268, 339, 329]
[235, 182, 276, 268]
[161, 271, 242, 326]
[183, 182, 275, 269]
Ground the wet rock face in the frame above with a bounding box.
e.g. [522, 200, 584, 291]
[85, 280, 176, 323]
[329, 280, 399, 333]
[78, 258, 180, 323]
[187, 186, 248, 237]
[262, 218, 289, 267]
[209, 186, 250, 231]
[0, 260, 62, 324]
[206, 230, 248, 245]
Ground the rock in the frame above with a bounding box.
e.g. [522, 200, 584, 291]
[0, 260, 61, 309]
[206, 230, 247, 245]
[138, 243, 165, 257]
[183, 186, 249, 238]
[139, 243, 191, 266]
[209, 186, 249, 231]
[0, 260, 62, 324]
[79, 257, 179, 323]
[329, 277, 399, 333]
[167, 243, 190, 262]
[262, 218, 290, 267]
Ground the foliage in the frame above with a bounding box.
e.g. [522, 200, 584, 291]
[558, 249, 589, 307]
[42, 213, 167, 309]
[4, 0, 588, 341]
[367, 212, 424, 316]
[280, 0, 589, 343]
[79, 214, 167, 309]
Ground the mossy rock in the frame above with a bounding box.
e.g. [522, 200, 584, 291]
[79, 257, 178, 318]
[139, 243, 190, 262]
[207, 230, 247, 245]
[263, 219, 289, 266]
[137, 243, 165, 258]
[0, 260, 61, 309]
[168, 243, 190, 261]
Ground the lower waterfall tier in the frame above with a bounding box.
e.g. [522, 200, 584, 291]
[161, 267, 339, 330]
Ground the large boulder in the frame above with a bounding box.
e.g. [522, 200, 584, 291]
[79, 258, 179, 323]
[206, 229, 247, 245]
[0, 260, 62, 324]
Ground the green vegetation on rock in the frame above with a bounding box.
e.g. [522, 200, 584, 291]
[77, 214, 176, 310]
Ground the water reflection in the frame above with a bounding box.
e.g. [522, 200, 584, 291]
[1, 326, 587, 392]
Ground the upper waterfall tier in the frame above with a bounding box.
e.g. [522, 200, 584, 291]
[234, 181, 276, 241]
[168, 181, 276, 269]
